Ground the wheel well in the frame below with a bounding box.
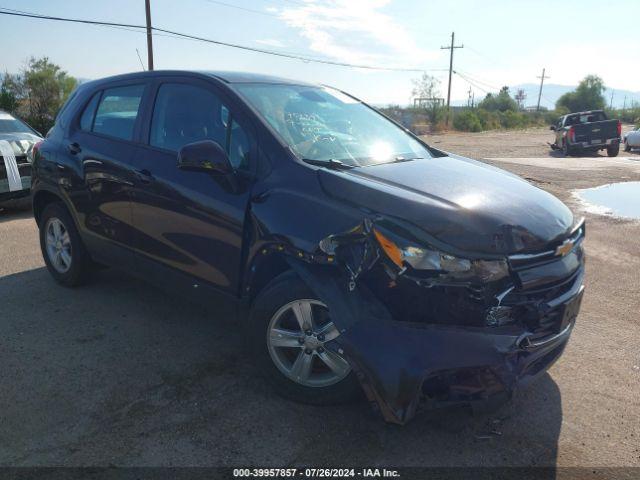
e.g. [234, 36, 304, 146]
[246, 253, 292, 302]
[33, 191, 64, 226]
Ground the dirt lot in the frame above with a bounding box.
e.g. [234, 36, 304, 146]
[1, 128, 639, 472]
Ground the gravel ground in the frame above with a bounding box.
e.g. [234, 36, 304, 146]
[1, 128, 639, 472]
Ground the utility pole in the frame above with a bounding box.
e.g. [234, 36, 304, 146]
[609, 90, 614, 109]
[145, 0, 154, 70]
[623, 95, 627, 112]
[441, 32, 464, 126]
[467, 86, 473, 107]
[536, 68, 548, 112]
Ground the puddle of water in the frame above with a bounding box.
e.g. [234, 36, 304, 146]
[575, 182, 640, 220]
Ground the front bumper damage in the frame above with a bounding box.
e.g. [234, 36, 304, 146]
[268, 216, 586, 424]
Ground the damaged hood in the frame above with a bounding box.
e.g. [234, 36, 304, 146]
[317, 153, 574, 255]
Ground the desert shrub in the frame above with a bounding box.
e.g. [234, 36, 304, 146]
[498, 110, 531, 129]
[476, 109, 501, 130]
[453, 110, 482, 132]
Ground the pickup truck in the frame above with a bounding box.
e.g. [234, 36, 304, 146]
[550, 110, 621, 157]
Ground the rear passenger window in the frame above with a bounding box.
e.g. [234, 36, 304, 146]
[150, 83, 252, 171]
[93, 85, 144, 141]
[79, 92, 101, 131]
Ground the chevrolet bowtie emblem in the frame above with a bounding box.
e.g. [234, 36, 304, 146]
[555, 239, 575, 257]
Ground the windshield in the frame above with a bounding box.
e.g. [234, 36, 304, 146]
[234, 84, 431, 167]
[0, 112, 35, 134]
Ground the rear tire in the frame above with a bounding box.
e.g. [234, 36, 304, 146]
[607, 143, 620, 157]
[624, 140, 631, 152]
[39, 202, 92, 287]
[248, 271, 361, 405]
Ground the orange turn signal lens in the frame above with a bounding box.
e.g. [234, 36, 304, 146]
[373, 229, 403, 268]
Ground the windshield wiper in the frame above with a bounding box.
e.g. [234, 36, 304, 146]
[366, 156, 424, 167]
[302, 158, 354, 170]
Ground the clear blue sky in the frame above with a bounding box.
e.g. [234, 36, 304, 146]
[1, 0, 638, 106]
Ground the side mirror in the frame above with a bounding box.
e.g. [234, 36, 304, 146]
[177, 140, 232, 174]
[549, 125, 556, 131]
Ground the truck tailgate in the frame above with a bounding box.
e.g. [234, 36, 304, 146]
[573, 120, 618, 144]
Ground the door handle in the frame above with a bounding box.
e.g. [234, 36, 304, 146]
[136, 168, 154, 183]
[68, 142, 82, 155]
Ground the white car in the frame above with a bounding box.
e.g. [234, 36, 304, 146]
[624, 126, 640, 152]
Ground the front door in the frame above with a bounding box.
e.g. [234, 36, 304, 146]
[130, 79, 257, 298]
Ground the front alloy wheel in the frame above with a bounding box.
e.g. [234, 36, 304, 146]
[249, 271, 360, 405]
[267, 299, 350, 387]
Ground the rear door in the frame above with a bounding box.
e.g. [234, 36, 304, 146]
[130, 77, 257, 298]
[65, 82, 149, 265]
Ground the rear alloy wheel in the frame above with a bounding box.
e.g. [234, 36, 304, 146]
[249, 271, 360, 405]
[45, 217, 73, 274]
[39, 202, 92, 286]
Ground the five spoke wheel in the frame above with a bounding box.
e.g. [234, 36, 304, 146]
[267, 299, 350, 388]
[45, 217, 72, 274]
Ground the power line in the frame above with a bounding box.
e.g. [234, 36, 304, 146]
[0, 8, 145, 29]
[0, 8, 439, 73]
[454, 71, 491, 95]
[262, 0, 307, 7]
[454, 69, 500, 91]
[203, 0, 280, 18]
[465, 45, 506, 68]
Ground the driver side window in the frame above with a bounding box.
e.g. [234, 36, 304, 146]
[150, 83, 252, 171]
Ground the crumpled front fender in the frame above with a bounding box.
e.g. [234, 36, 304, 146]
[287, 259, 572, 424]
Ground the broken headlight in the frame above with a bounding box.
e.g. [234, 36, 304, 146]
[373, 228, 509, 282]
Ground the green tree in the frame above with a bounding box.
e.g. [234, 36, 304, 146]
[556, 75, 606, 112]
[21, 57, 78, 133]
[478, 86, 518, 112]
[0, 72, 23, 113]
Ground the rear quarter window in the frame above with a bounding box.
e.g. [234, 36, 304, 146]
[79, 92, 101, 131]
[92, 85, 145, 141]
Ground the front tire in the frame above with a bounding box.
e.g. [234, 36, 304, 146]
[624, 140, 631, 152]
[607, 143, 620, 157]
[39, 202, 92, 287]
[248, 271, 360, 405]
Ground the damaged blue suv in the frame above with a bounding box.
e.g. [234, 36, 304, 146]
[32, 71, 585, 424]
